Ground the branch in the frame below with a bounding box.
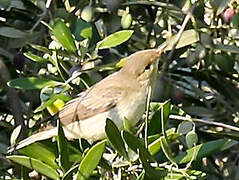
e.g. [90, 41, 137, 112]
[169, 115, 239, 132]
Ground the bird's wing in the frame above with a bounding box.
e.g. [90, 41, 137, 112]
[58, 85, 124, 126]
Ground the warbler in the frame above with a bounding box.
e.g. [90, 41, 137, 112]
[9, 45, 166, 152]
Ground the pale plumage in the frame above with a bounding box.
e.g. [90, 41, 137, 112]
[8, 48, 165, 152]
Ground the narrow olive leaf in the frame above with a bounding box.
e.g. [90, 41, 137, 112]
[0, 27, 27, 38]
[165, 29, 199, 51]
[19, 142, 59, 170]
[63, 165, 79, 180]
[105, 119, 128, 159]
[97, 30, 134, 49]
[57, 121, 70, 173]
[52, 20, 76, 53]
[161, 100, 171, 137]
[28, 44, 51, 53]
[122, 131, 153, 161]
[77, 140, 106, 180]
[24, 52, 47, 63]
[7, 155, 60, 180]
[139, 150, 167, 178]
[160, 136, 177, 165]
[148, 128, 179, 155]
[48, 56, 68, 81]
[175, 139, 228, 164]
[7, 77, 64, 90]
[214, 44, 239, 54]
[35, 94, 71, 113]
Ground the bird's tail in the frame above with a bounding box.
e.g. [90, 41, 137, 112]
[8, 127, 58, 153]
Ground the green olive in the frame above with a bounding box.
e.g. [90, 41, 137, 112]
[81, 6, 94, 22]
[121, 13, 132, 29]
[186, 130, 198, 148]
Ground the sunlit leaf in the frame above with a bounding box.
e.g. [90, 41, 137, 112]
[77, 140, 106, 180]
[8, 77, 64, 90]
[105, 119, 128, 159]
[7, 155, 60, 180]
[97, 30, 134, 49]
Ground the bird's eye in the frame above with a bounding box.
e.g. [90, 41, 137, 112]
[144, 64, 151, 71]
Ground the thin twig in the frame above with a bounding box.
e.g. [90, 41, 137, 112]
[162, 6, 194, 71]
[145, 86, 152, 149]
[169, 115, 239, 132]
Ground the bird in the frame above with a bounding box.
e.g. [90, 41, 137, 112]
[8, 45, 167, 152]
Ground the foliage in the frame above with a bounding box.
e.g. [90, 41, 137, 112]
[0, 0, 239, 179]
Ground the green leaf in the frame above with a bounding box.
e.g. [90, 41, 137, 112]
[24, 52, 47, 63]
[175, 139, 228, 164]
[214, 44, 239, 54]
[57, 121, 70, 173]
[165, 29, 199, 51]
[52, 20, 77, 53]
[77, 140, 106, 180]
[75, 19, 92, 40]
[28, 44, 51, 53]
[148, 128, 179, 155]
[186, 130, 198, 148]
[161, 100, 171, 137]
[19, 142, 59, 170]
[7, 155, 60, 180]
[160, 136, 177, 165]
[7, 77, 64, 90]
[0, 27, 27, 38]
[97, 30, 134, 49]
[105, 119, 128, 159]
[139, 150, 167, 178]
[122, 131, 153, 161]
[34, 94, 71, 113]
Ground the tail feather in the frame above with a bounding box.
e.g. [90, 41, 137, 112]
[8, 127, 58, 153]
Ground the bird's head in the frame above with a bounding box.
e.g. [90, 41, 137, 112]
[120, 45, 166, 87]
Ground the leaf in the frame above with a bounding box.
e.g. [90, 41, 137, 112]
[7, 155, 60, 180]
[24, 52, 47, 63]
[52, 20, 77, 53]
[175, 139, 228, 164]
[75, 19, 92, 40]
[77, 140, 106, 180]
[7, 77, 64, 90]
[214, 44, 239, 54]
[148, 128, 179, 155]
[161, 100, 171, 137]
[34, 94, 71, 113]
[0, 27, 27, 38]
[122, 131, 153, 161]
[57, 121, 70, 173]
[10, 125, 21, 145]
[97, 30, 134, 49]
[28, 44, 51, 53]
[139, 150, 167, 178]
[165, 29, 199, 51]
[160, 136, 177, 165]
[19, 142, 59, 169]
[105, 119, 128, 159]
